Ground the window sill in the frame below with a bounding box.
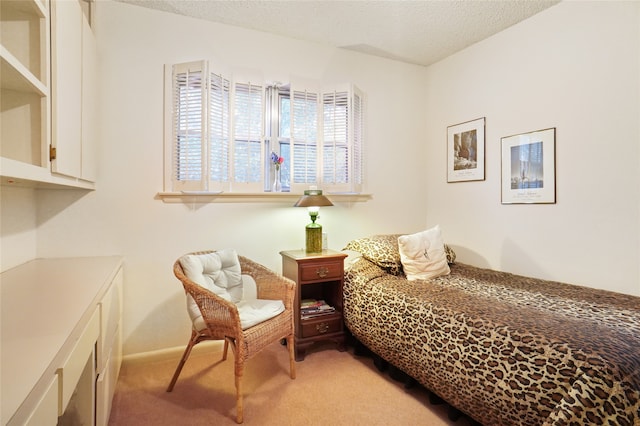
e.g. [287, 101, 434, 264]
[156, 191, 372, 204]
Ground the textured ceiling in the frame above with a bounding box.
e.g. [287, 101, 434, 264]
[114, 0, 560, 67]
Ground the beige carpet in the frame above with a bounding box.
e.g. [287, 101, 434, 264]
[108, 341, 477, 425]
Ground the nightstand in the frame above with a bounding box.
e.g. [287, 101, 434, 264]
[280, 249, 348, 361]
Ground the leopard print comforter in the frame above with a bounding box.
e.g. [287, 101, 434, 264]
[344, 259, 640, 426]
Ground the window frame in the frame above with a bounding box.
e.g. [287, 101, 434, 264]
[164, 61, 364, 195]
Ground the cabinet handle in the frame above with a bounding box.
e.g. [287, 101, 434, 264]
[316, 322, 329, 334]
[316, 267, 329, 278]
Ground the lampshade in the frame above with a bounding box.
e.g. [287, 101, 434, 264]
[293, 189, 334, 208]
[294, 189, 333, 253]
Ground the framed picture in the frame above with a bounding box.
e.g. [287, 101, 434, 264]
[447, 117, 485, 182]
[501, 127, 556, 204]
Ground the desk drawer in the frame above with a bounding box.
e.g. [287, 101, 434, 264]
[58, 308, 99, 415]
[301, 316, 342, 338]
[300, 262, 343, 282]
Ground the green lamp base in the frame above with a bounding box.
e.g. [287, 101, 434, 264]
[305, 223, 323, 253]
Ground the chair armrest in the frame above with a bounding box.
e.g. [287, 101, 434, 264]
[189, 283, 241, 336]
[239, 256, 296, 310]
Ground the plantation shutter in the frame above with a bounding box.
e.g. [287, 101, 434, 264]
[208, 72, 230, 191]
[171, 61, 206, 191]
[290, 88, 319, 191]
[233, 82, 264, 188]
[165, 59, 364, 195]
[351, 87, 364, 192]
[322, 89, 349, 188]
[321, 85, 363, 193]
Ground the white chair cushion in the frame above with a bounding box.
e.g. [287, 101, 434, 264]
[242, 274, 258, 301]
[236, 298, 285, 330]
[180, 249, 243, 302]
[180, 250, 285, 331]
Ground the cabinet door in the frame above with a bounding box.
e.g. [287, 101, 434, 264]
[96, 342, 113, 426]
[98, 267, 123, 371]
[22, 375, 58, 426]
[50, 0, 82, 178]
[96, 325, 122, 426]
[96, 267, 123, 425]
[81, 13, 97, 182]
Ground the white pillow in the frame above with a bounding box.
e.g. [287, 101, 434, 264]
[398, 225, 450, 281]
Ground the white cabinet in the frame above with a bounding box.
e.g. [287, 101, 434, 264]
[50, 0, 82, 179]
[1, 257, 124, 426]
[96, 267, 123, 425]
[24, 376, 58, 426]
[0, 0, 96, 189]
[50, 0, 97, 182]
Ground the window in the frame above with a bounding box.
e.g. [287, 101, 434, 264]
[233, 82, 263, 191]
[209, 72, 230, 186]
[171, 62, 205, 190]
[165, 60, 364, 194]
[290, 89, 319, 188]
[271, 86, 319, 192]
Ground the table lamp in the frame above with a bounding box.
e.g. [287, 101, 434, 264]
[294, 189, 333, 253]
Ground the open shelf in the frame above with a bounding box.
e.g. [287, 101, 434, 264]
[1, 0, 49, 176]
[1, 46, 48, 95]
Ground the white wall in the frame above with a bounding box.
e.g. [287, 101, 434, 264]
[0, 186, 37, 270]
[32, 1, 429, 355]
[424, 1, 640, 296]
[3, 0, 639, 357]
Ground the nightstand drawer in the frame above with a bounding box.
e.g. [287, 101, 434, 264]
[301, 316, 342, 338]
[300, 262, 343, 282]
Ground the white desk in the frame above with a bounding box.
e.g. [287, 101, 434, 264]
[1, 256, 123, 425]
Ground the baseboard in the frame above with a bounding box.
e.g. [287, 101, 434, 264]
[122, 340, 225, 365]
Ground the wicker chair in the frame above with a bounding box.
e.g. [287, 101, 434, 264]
[167, 251, 296, 423]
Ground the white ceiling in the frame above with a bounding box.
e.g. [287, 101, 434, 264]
[114, 0, 560, 67]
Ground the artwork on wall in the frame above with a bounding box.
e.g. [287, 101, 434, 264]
[501, 127, 556, 204]
[447, 117, 485, 182]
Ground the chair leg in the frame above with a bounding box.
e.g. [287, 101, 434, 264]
[287, 334, 296, 379]
[235, 365, 244, 423]
[167, 330, 199, 392]
[223, 338, 230, 361]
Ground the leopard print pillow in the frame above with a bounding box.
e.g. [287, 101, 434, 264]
[343, 234, 404, 275]
[343, 234, 456, 276]
[444, 244, 456, 264]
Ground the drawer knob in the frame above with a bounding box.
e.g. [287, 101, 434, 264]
[316, 322, 330, 334]
[316, 267, 329, 278]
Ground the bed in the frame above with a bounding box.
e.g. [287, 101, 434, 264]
[342, 234, 640, 426]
